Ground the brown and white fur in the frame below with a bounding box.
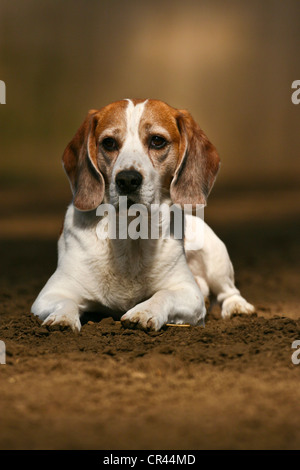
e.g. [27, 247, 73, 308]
[32, 99, 254, 332]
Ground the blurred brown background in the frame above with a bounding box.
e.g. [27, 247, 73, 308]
[0, 0, 299, 237]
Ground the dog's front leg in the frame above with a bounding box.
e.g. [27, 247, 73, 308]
[31, 271, 82, 333]
[121, 284, 205, 331]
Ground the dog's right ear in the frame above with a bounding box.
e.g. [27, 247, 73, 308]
[62, 110, 105, 211]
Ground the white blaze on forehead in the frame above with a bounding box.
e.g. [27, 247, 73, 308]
[112, 99, 150, 173]
[111, 99, 161, 205]
[124, 99, 148, 147]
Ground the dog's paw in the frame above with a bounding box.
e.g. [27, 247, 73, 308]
[221, 295, 255, 319]
[42, 311, 81, 333]
[121, 307, 163, 331]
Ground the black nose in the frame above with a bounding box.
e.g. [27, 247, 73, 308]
[115, 170, 143, 194]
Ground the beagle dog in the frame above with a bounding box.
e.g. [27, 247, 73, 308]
[32, 99, 254, 332]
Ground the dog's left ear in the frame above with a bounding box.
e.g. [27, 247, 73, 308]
[170, 109, 220, 207]
[62, 110, 105, 211]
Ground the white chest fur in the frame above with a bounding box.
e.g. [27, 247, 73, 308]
[60, 205, 185, 312]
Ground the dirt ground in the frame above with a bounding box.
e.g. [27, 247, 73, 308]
[0, 186, 300, 450]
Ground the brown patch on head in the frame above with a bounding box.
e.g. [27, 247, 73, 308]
[137, 99, 220, 206]
[94, 100, 128, 144]
[138, 99, 182, 191]
[93, 100, 128, 187]
[62, 101, 128, 211]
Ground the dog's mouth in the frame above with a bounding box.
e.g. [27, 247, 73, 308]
[113, 196, 140, 213]
[110, 189, 157, 213]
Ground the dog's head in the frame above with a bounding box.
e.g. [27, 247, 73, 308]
[62, 99, 220, 211]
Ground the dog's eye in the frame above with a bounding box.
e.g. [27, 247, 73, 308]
[150, 135, 167, 149]
[102, 137, 118, 151]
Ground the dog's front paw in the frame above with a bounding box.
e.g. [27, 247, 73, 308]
[121, 306, 164, 331]
[42, 311, 81, 333]
[221, 295, 255, 319]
